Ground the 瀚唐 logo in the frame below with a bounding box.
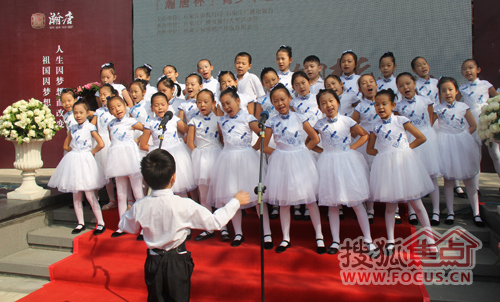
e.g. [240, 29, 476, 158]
[31, 13, 46, 29]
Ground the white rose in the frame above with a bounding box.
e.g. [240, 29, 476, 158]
[45, 134, 53, 141]
[27, 111, 34, 117]
[2, 129, 9, 136]
[43, 128, 51, 135]
[39, 122, 46, 128]
[28, 129, 36, 137]
[19, 105, 27, 112]
[485, 129, 494, 139]
[22, 137, 30, 143]
[10, 130, 18, 138]
[44, 107, 51, 114]
[488, 112, 497, 122]
[482, 106, 489, 114]
[3, 106, 12, 115]
[491, 102, 500, 111]
[14, 121, 24, 129]
[34, 116, 42, 123]
[478, 130, 486, 140]
[34, 109, 41, 115]
[490, 124, 500, 134]
[12, 102, 20, 108]
[12, 108, 18, 113]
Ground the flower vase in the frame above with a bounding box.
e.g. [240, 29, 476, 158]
[7, 139, 51, 200]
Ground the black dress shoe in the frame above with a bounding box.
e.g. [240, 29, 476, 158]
[136, 234, 144, 241]
[339, 208, 345, 221]
[72, 224, 86, 234]
[194, 231, 215, 241]
[385, 243, 395, 256]
[93, 225, 106, 235]
[293, 209, 302, 221]
[111, 230, 125, 237]
[327, 242, 340, 255]
[408, 214, 418, 225]
[263, 235, 273, 250]
[444, 214, 455, 225]
[270, 207, 279, 219]
[474, 215, 485, 228]
[454, 187, 467, 198]
[221, 230, 231, 241]
[276, 240, 291, 253]
[231, 234, 245, 247]
[430, 213, 440, 226]
[395, 212, 402, 225]
[316, 239, 326, 254]
[367, 213, 374, 224]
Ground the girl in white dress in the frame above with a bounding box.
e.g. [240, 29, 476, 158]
[324, 75, 360, 118]
[367, 89, 436, 255]
[91, 84, 117, 210]
[157, 75, 183, 117]
[96, 62, 133, 107]
[187, 89, 227, 241]
[396, 72, 444, 225]
[60, 89, 77, 132]
[376, 52, 400, 102]
[48, 100, 107, 235]
[352, 74, 380, 223]
[208, 87, 272, 248]
[178, 73, 203, 124]
[275, 45, 295, 95]
[163, 64, 185, 99]
[216, 71, 255, 116]
[434, 77, 484, 227]
[134, 63, 158, 103]
[106, 96, 145, 237]
[314, 89, 378, 257]
[140, 93, 196, 197]
[339, 50, 361, 99]
[263, 83, 325, 254]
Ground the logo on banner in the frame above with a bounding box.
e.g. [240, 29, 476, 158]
[31, 13, 46, 29]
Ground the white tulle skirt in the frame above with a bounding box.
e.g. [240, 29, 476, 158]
[94, 134, 111, 176]
[105, 144, 142, 179]
[191, 146, 222, 186]
[208, 147, 263, 209]
[437, 130, 480, 180]
[317, 149, 370, 207]
[411, 127, 444, 179]
[153, 143, 197, 194]
[48, 150, 107, 193]
[264, 147, 318, 206]
[370, 148, 435, 202]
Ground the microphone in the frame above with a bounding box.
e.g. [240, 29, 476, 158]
[159, 111, 173, 129]
[258, 111, 269, 126]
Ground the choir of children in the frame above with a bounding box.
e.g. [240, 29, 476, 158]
[49, 48, 498, 259]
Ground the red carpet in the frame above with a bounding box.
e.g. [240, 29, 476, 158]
[19, 204, 428, 302]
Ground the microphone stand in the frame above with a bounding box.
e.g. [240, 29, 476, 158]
[254, 119, 267, 302]
[158, 124, 167, 150]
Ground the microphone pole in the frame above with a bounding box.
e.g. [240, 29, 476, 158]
[158, 111, 173, 150]
[254, 111, 268, 302]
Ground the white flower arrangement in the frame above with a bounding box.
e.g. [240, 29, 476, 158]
[0, 98, 61, 144]
[478, 95, 500, 144]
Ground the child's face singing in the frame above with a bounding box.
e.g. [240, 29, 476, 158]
[196, 91, 215, 116]
[158, 82, 174, 100]
[303, 61, 321, 82]
[108, 99, 127, 120]
[325, 77, 344, 96]
[220, 94, 241, 117]
[340, 54, 356, 76]
[412, 58, 429, 79]
[163, 66, 178, 82]
[318, 93, 339, 119]
[151, 96, 169, 118]
[234, 56, 251, 77]
[379, 57, 396, 79]
[61, 93, 76, 112]
[262, 72, 280, 92]
[72, 104, 88, 124]
[439, 81, 458, 104]
[100, 69, 117, 85]
[397, 75, 417, 100]
[219, 74, 238, 91]
[271, 89, 291, 116]
[185, 76, 202, 100]
[134, 69, 150, 81]
[129, 84, 145, 104]
[276, 50, 292, 72]
[293, 76, 310, 97]
[197, 60, 213, 80]
[99, 88, 113, 107]
[461, 61, 480, 82]
[359, 75, 377, 99]
[374, 94, 395, 120]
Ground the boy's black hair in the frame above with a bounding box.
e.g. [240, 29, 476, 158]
[141, 149, 176, 190]
[235, 52, 252, 64]
[303, 55, 320, 65]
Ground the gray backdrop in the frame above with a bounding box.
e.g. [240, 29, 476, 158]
[134, 0, 471, 85]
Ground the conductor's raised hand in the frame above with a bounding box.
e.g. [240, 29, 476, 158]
[234, 190, 250, 206]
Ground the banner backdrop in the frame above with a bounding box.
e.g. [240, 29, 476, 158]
[133, 0, 472, 86]
[0, 0, 133, 168]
